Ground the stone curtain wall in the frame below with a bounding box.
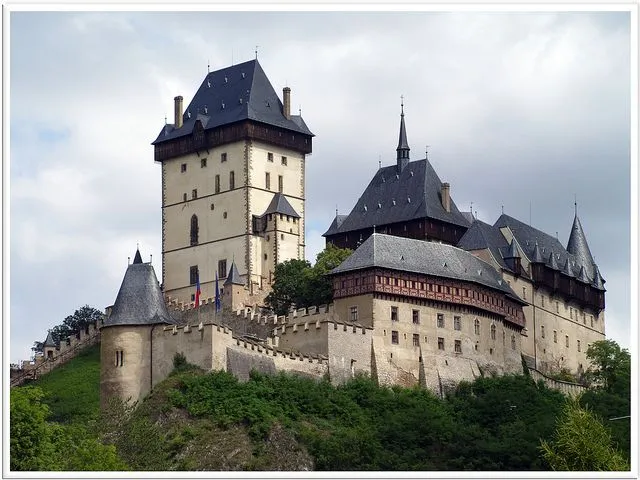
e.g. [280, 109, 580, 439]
[528, 367, 587, 397]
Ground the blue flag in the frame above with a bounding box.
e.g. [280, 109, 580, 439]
[215, 271, 221, 312]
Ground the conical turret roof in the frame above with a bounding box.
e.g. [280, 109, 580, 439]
[530, 242, 544, 263]
[224, 261, 245, 286]
[103, 249, 176, 327]
[43, 330, 57, 347]
[505, 238, 520, 259]
[561, 258, 574, 277]
[576, 265, 590, 283]
[592, 264, 606, 290]
[547, 251, 560, 270]
[567, 214, 596, 279]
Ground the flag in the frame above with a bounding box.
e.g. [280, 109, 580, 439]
[215, 271, 221, 312]
[194, 275, 201, 308]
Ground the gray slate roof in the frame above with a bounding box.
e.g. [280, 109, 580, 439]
[324, 214, 348, 237]
[332, 233, 523, 302]
[262, 192, 300, 218]
[457, 219, 510, 269]
[323, 158, 470, 236]
[43, 330, 57, 347]
[152, 59, 313, 145]
[224, 261, 244, 286]
[566, 214, 596, 275]
[104, 251, 176, 327]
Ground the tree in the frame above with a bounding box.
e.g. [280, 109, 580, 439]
[307, 245, 353, 307]
[540, 397, 629, 471]
[31, 341, 44, 356]
[584, 340, 630, 395]
[62, 305, 104, 334]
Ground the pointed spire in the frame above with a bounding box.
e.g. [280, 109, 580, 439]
[561, 257, 574, 277]
[224, 260, 245, 286]
[133, 248, 143, 264]
[577, 265, 590, 283]
[592, 264, 605, 290]
[547, 251, 559, 270]
[43, 330, 57, 347]
[566, 213, 595, 275]
[396, 96, 410, 172]
[530, 242, 544, 263]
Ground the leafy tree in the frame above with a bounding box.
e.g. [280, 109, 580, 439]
[31, 341, 44, 356]
[540, 397, 629, 471]
[306, 244, 353, 307]
[62, 305, 104, 334]
[584, 340, 630, 395]
[50, 324, 72, 345]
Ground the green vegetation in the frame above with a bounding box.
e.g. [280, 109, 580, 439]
[540, 398, 630, 471]
[32, 305, 104, 354]
[266, 245, 352, 315]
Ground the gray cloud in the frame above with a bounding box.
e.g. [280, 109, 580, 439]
[8, 11, 632, 363]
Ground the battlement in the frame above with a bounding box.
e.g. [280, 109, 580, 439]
[232, 336, 329, 365]
[275, 317, 372, 337]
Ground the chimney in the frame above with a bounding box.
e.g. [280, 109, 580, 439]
[282, 87, 291, 120]
[174, 96, 183, 129]
[441, 183, 451, 212]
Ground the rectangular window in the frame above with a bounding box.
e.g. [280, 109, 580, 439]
[570, 308, 573, 319]
[541, 295, 545, 307]
[278, 175, 283, 193]
[412, 309, 420, 325]
[215, 175, 220, 193]
[229, 171, 235, 189]
[522, 287, 526, 300]
[454, 316, 461, 331]
[391, 306, 398, 322]
[218, 259, 227, 279]
[221, 152, 227, 162]
[267, 152, 274, 162]
[281, 155, 287, 166]
[183, 193, 187, 202]
[201, 158, 207, 168]
[590, 316, 594, 327]
[437, 313, 444, 328]
[556, 302, 559, 313]
[565, 335, 569, 348]
[541, 326, 545, 339]
[192, 189, 197, 199]
[181, 163, 187, 173]
[454, 340, 462, 353]
[350, 306, 358, 322]
[265, 172, 271, 190]
[438, 337, 445, 350]
[413, 334, 420, 347]
[189, 265, 198, 285]
[577, 340, 581, 352]
[391, 330, 399, 344]
[553, 330, 557, 343]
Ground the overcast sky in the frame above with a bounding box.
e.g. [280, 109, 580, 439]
[7, 10, 633, 364]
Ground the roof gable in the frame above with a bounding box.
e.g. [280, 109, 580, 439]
[263, 193, 300, 218]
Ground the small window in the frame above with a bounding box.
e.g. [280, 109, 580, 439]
[474, 318, 480, 335]
[454, 340, 462, 353]
[438, 337, 445, 350]
[454, 316, 461, 331]
[590, 316, 594, 327]
[412, 309, 420, 324]
[437, 313, 444, 328]
[541, 295, 545, 307]
[229, 171, 235, 189]
[556, 302, 559, 313]
[541, 325, 545, 339]
[522, 287, 526, 300]
[278, 175, 283, 192]
[391, 306, 398, 322]
[192, 189, 197, 199]
[490, 324, 496, 340]
[267, 152, 274, 162]
[391, 331, 399, 344]
[189, 265, 198, 285]
[218, 259, 227, 279]
[265, 172, 271, 190]
[413, 334, 420, 347]
[223, 211, 228, 219]
[577, 340, 581, 352]
[221, 152, 227, 162]
[264, 253, 268, 260]
[181, 163, 187, 173]
[511, 334, 516, 350]
[210, 203, 215, 210]
[281, 155, 287, 166]
[190, 214, 199, 246]
[565, 335, 569, 348]
[215, 175, 220, 193]
[114, 350, 125, 367]
[553, 330, 557, 343]
[350, 306, 358, 322]
[201, 158, 207, 168]
[183, 193, 187, 202]
[570, 308, 573, 319]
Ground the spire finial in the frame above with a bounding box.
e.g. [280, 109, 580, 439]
[164, 115, 167, 125]
[574, 193, 577, 215]
[400, 94, 404, 115]
[373, 224, 376, 234]
[425, 145, 429, 161]
[299, 105, 302, 116]
[378, 155, 382, 169]
[336, 205, 338, 217]
[501, 204, 504, 214]
[207, 60, 210, 73]
[255, 45, 259, 59]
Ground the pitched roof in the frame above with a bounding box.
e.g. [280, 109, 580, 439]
[530, 242, 544, 263]
[457, 219, 510, 269]
[324, 214, 348, 237]
[505, 238, 520, 259]
[566, 214, 596, 276]
[43, 330, 57, 347]
[262, 192, 300, 218]
[224, 261, 244, 286]
[323, 158, 470, 236]
[332, 233, 523, 302]
[104, 250, 176, 327]
[152, 59, 313, 145]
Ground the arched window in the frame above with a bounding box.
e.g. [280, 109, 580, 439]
[490, 324, 496, 340]
[190, 215, 199, 246]
[474, 318, 480, 335]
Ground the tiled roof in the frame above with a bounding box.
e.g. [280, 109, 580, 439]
[262, 192, 300, 218]
[104, 250, 176, 327]
[457, 219, 509, 269]
[152, 59, 313, 145]
[331, 233, 523, 302]
[323, 158, 470, 236]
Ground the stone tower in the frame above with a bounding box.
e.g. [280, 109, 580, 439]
[100, 249, 176, 408]
[152, 59, 314, 304]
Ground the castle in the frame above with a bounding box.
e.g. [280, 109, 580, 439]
[99, 60, 604, 408]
